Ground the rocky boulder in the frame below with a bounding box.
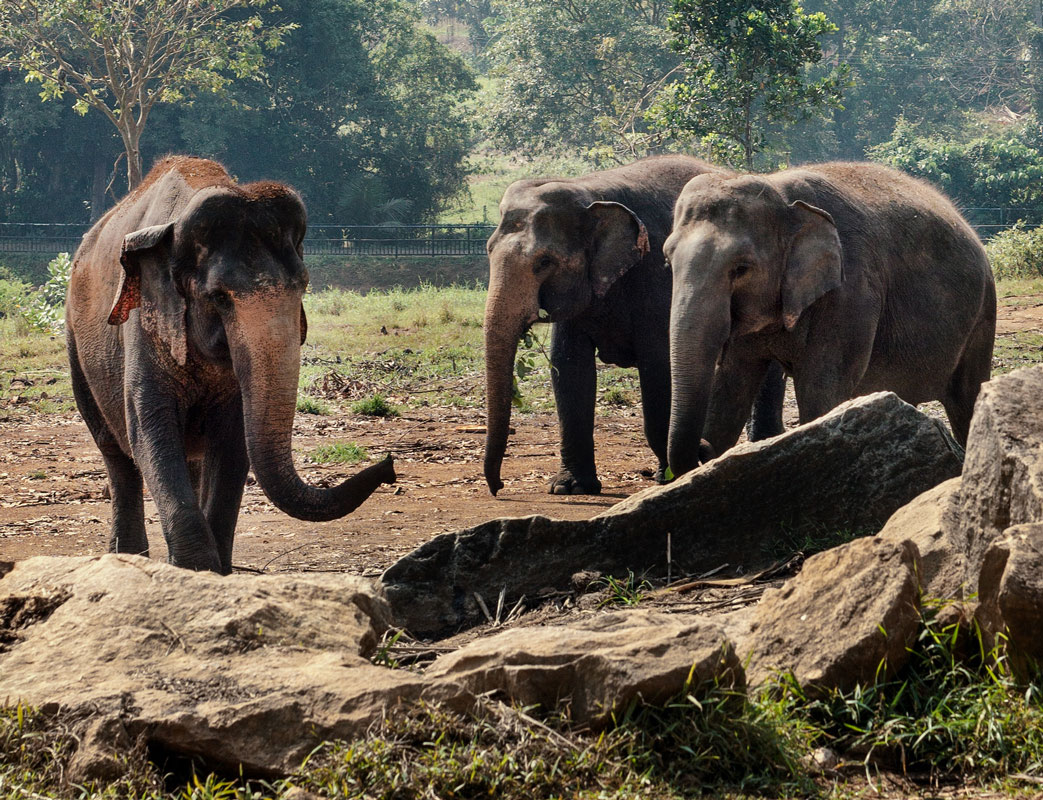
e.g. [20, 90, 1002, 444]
[426, 610, 742, 726]
[738, 537, 922, 695]
[975, 523, 1043, 679]
[876, 477, 964, 599]
[384, 393, 962, 637]
[955, 365, 1043, 593]
[0, 555, 460, 780]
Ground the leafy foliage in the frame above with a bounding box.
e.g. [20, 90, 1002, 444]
[869, 118, 1043, 217]
[19, 252, 71, 334]
[648, 0, 847, 168]
[0, 0, 294, 190]
[987, 224, 1043, 279]
[482, 0, 677, 158]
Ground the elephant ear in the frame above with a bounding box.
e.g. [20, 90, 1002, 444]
[782, 200, 844, 331]
[108, 222, 187, 366]
[586, 201, 651, 298]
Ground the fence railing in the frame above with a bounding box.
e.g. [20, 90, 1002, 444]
[2, 212, 1041, 255]
[0, 222, 497, 256]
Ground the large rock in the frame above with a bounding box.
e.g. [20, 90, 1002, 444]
[975, 523, 1043, 679]
[426, 610, 742, 726]
[0, 555, 461, 780]
[956, 366, 1043, 593]
[739, 537, 922, 694]
[877, 477, 965, 599]
[385, 393, 961, 636]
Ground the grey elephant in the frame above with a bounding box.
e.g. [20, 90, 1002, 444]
[664, 161, 996, 477]
[483, 155, 786, 496]
[66, 156, 395, 573]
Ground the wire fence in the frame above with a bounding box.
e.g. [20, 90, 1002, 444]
[1, 212, 1041, 255]
[0, 223, 497, 256]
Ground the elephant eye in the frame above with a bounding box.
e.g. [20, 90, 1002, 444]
[732, 263, 751, 280]
[534, 255, 555, 275]
[210, 290, 233, 312]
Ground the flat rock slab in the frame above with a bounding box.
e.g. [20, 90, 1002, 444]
[956, 365, 1043, 592]
[0, 555, 462, 780]
[384, 393, 962, 637]
[425, 609, 742, 726]
[739, 537, 922, 695]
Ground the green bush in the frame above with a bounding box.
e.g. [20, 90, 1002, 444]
[986, 224, 1043, 279]
[351, 394, 400, 417]
[0, 274, 31, 319]
[19, 252, 72, 334]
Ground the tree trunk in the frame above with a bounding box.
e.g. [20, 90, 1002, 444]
[118, 119, 144, 191]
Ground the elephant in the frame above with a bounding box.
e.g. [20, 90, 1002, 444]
[483, 154, 787, 496]
[66, 156, 396, 573]
[664, 161, 996, 477]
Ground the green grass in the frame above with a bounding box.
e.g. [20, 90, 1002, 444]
[295, 394, 331, 415]
[307, 442, 368, 465]
[4, 605, 1043, 798]
[350, 394, 400, 418]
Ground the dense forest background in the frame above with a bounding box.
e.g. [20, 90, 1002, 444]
[3, 0, 1043, 227]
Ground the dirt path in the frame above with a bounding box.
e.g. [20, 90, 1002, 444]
[2, 298, 1040, 575]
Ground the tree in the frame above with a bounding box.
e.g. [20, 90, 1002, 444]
[481, 0, 677, 158]
[648, 0, 846, 168]
[145, 0, 476, 223]
[0, 0, 293, 190]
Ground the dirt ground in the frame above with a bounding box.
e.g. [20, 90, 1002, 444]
[2, 298, 1042, 578]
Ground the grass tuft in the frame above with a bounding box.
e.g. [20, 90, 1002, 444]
[308, 442, 368, 465]
[296, 394, 332, 415]
[351, 394, 400, 417]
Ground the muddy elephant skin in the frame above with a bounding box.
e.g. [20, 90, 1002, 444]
[66, 157, 395, 573]
[665, 161, 996, 477]
[482, 155, 786, 496]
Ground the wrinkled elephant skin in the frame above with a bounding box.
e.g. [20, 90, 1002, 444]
[482, 155, 786, 497]
[665, 162, 996, 477]
[66, 157, 395, 573]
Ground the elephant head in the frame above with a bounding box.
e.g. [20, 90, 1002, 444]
[665, 174, 843, 477]
[109, 183, 394, 520]
[483, 181, 650, 494]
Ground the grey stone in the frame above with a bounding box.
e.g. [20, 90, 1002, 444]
[975, 523, 1043, 679]
[426, 610, 742, 726]
[740, 536, 922, 695]
[956, 366, 1043, 593]
[877, 477, 965, 599]
[384, 393, 961, 636]
[0, 555, 466, 780]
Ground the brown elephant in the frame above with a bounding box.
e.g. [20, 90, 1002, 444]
[66, 157, 395, 573]
[664, 161, 996, 477]
[483, 154, 787, 496]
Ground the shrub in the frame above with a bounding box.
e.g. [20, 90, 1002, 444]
[986, 223, 1043, 279]
[19, 253, 72, 334]
[0, 275, 31, 319]
[296, 394, 332, 415]
[351, 394, 400, 417]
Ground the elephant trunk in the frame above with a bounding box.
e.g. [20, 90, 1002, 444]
[230, 291, 395, 521]
[666, 285, 731, 478]
[483, 271, 538, 495]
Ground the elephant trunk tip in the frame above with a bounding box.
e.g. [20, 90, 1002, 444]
[484, 464, 504, 496]
[374, 453, 397, 485]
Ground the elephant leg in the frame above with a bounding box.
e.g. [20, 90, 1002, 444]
[126, 392, 222, 572]
[549, 322, 600, 495]
[747, 360, 786, 441]
[637, 356, 670, 482]
[792, 335, 874, 425]
[943, 313, 995, 447]
[703, 348, 774, 458]
[197, 402, 249, 575]
[67, 332, 148, 555]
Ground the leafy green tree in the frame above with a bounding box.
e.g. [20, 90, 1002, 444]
[146, 0, 476, 223]
[482, 0, 677, 158]
[869, 117, 1043, 223]
[648, 0, 846, 169]
[0, 0, 293, 190]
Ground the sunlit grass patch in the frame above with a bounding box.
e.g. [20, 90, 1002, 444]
[308, 442, 368, 465]
[351, 394, 400, 418]
[296, 394, 331, 415]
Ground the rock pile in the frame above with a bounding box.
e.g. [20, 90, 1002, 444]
[4, 371, 1043, 780]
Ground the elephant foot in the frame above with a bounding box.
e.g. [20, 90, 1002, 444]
[549, 470, 602, 495]
[654, 466, 669, 484]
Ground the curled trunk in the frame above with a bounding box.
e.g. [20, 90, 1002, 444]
[231, 293, 395, 521]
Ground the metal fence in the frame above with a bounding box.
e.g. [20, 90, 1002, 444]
[2, 212, 1041, 255]
[0, 222, 496, 256]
